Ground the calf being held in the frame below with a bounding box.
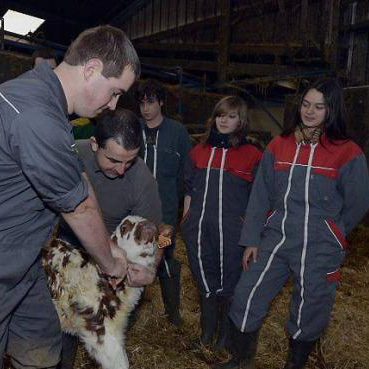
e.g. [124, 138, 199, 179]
[42, 215, 170, 369]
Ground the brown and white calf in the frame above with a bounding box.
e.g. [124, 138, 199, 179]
[42, 215, 168, 369]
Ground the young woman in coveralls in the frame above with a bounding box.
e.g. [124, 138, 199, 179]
[214, 79, 369, 369]
[181, 96, 262, 350]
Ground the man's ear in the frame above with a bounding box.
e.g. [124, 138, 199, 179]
[90, 136, 99, 152]
[83, 58, 103, 81]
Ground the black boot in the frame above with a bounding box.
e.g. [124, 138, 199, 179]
[212, 320, 258, 369]
[58, 333, 78, 369]
[214, 296, 231, 351]
[159, 264, 183, 327]
[283, 338, 316, 369]
[199, 294, 218, 345]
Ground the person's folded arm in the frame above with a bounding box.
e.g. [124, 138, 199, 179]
[62, 174, 127, 278]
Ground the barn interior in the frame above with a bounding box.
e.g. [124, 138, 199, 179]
[1, 1, 369, 368]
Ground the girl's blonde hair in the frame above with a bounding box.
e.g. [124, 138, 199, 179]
[201, 96, 249, 147]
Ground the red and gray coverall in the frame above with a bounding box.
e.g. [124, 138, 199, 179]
[182, 142, 262, 298]
[230, 134, 369, 341]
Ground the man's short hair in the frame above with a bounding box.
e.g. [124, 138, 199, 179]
[64, 25, 140, 79]
[136, 79, 166, 104]
[32, 48, 57, 66]
[94, 108, 142, 150]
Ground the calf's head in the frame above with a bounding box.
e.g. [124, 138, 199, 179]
[112, 215, 163, 270]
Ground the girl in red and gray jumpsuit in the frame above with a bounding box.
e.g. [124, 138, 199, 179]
[181, 96, 262, 349]
[214, 79, 369, 369]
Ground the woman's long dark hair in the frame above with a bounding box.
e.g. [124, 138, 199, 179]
[201, 96, 249, 147]
[282, 79, 348, 141]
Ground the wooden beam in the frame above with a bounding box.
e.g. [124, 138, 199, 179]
[301, 0, 309, 40]
[133, 16, 217, 42]
[136, 42, 316, 56]
[341, 19, 369, 32]
[301, 0, 309, 61]
[141, 57, 217, 72]
[323, 0, 340, 68]
[278, 0, 286, 13]
[151, 0, 154, 34]
[109, 0, 149, 25]
[218, 0, 231, 82]
[140, 56, 313, 76]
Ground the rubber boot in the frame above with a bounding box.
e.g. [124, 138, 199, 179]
[212, 320, 258, 369]
[283, 338, 316, 369]
[199, 294, 218, 345]
[58, 333, 78, 369]
[159, 264, 183, 327]
[214, 296, 231, 351]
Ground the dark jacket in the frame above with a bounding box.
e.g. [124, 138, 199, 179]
[139, 116, 191, 226]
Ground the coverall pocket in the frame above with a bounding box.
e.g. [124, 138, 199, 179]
[264, 209, 276, 227]
[158, 148, 180, 177]
[324, 219, 347, 251]
[326, 269, 341, 282]
[312, 173, 339, 212]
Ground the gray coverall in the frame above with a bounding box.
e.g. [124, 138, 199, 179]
[0, 62, 87, 368]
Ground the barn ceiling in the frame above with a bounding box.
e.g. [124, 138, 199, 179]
[2, 0, 363, 89]
[0, 0, 138, 47]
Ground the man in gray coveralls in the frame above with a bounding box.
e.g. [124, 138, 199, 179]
[0, 25, 139, 368]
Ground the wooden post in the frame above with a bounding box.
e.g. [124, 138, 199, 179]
[323, 0, 341, 70]
[151, 0, 154, 34]
[301, 0, 309, 62]
[218, 0, 231, 83]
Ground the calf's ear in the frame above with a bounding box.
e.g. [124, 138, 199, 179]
[120, 219, 135, 238]
[158, 224, 174, 238]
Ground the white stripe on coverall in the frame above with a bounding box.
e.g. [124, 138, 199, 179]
[0, 92, 20, 113]
[142, 129, 171, 277]
[293, 142, 317, 339]
[142, 130, 159, 178]
[197, 147, 216, 297]
[216, 148, 228, 294]
[240, 143, 302, 332]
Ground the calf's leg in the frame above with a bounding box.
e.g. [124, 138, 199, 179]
[84, 334, 129, 369]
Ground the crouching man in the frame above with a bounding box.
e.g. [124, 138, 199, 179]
[58, 108, 162, 368]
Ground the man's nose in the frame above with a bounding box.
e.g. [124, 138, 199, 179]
[116, 163, 126, 175]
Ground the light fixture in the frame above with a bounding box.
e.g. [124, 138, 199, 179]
[3, 9, 45, 36]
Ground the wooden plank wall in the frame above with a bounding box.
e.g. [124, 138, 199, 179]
[121, 0, 369, 85]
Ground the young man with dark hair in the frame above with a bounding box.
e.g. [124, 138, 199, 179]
[136, 79, 191, 327]
[32, 47, 58, 69]
[0, 25, 139, 368]
[59, 108, 162, 369]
